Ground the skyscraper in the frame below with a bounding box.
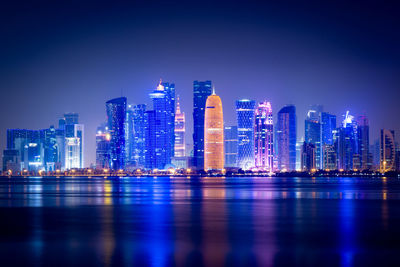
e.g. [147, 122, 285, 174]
[95, 124, 110, 169]
[301, 142, 316, 171]
[254, 101, 274, 171]
[106, 97, 127, 170]
[277, 105, 297, 171]
[380, 129, 396, 172]
[174, 96, 185, 157]
[236, 99, 256, 170]
[337, 111, 357, 170]
[224, 126, 238, 168]
[357, 115, 370, 170]
[145, 81, 175, 169]
[305, 106, 322, 169]
[204, 89, 224, 170]
[193, 80, 212, 170]
[126, 104, 146, 168]
[321, 112, 336, 146]
[65, 137, 81, 169]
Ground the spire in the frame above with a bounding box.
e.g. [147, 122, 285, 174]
[212, 86, 216, 95]
[156, 78, 164, 91]
[176, 95, 181, 114]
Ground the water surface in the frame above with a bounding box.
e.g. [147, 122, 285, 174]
[0, 176, 399, 266]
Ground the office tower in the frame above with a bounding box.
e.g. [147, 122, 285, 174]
[55, 129, 65, 170]
[174, 96, 185, 157]
[73, 124, 84, 168]
[126, 104, 146, 168]
[277, 105, 297, 171]
[357, 115, 370, 170]
[106, 97, 127, 170]
[323, 144, 337, 170]
[380, 129, 396, 172]
[301, 142, 316, 171]
[305, 106, 323, 169]
[42, 125, 58, 171]
[65, 137, 81, 169]
[321, 112, 336, 146]
[337, 111, 357, 170]
[193, 80, 212, 170]
[95, 124, 111, 169]
[145, 81, 175, 169]
[224, 126, 238, 168]
[296, 138, 304, 171]
[2, 149, 19, 172]
[236, 99, 256, 170]
[204, 89, 224, 170]
[63, 113, 79, 138]
[254, 101, 274, 171]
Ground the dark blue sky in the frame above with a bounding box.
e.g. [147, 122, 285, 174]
[1, 0, 399, 166]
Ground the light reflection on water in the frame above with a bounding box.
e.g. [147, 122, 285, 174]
[0, 176, 399, 266]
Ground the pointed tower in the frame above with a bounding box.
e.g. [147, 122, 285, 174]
[204, 88, 224, 170]
[174, 96, 186, 157]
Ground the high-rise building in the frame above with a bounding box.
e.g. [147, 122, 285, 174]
[106, 97, 127, 170]
[380, 129, 396, 172]
[357, 115, 370, 170]
[65, 137, 81, 169]
[42, 125, 58, 171]
[224, 126, 238, 168]
[95, 124, 111, 169]
[236, 99, 256, 170]
[126, 104, 146, 168]
[337, 111, 357, 170]
[254, 101, 274, 171]
[277, 105, 297, 171]
[145, 81, 175, 169]
[321, 112, 336, 146]
[193, 80, 212, 170]
[305, 106, 323, 169]
[174, 96, 185, 157]
[204, 89, 224, 170]
[301, 142, 316, 171]
[323, 144, 337, 170]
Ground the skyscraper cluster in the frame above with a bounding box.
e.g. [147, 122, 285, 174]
[3, 113, 84, 172]
[2, 80, 400, 174]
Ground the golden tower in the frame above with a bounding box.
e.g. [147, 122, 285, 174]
[204, 88, 224, 170]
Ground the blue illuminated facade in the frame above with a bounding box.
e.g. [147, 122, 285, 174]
[126, 104, 147, 168]
[277, 105, 297, 171]
[337, 112, 357, 170]
[193, 80, 212, 170]
[236, 99, 256, 170]
[106, 97, 127, 170]
[321, 112, 336, 146]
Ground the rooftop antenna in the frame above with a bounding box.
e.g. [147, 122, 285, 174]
[212, 85, 216, 95]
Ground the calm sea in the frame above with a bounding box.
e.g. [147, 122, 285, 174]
[0, 176, 399, 266]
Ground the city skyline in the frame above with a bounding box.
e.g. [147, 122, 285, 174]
[1, 1, 400, 166]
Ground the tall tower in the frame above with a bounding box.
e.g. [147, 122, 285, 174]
[126, 104, 146, 168]
[337, 111, 357, 170]
[224, 126, 238, 168]
[174, 96, 185, 157]
[106, 97, 127, 170]
[204, 88, 224, 170]
[236, 99, 256, 170]
[254, 101, 274, 171]
[380, 129, 396, 172]
[305, 106, 322, 169]
[193, 80, 212, 170]
[277, 105, 297, 171]
[357, 115, 370, 170]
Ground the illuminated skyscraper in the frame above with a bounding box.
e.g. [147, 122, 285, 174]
[204, 89, 224, 170]
[106, 97, 127, 170]
[95, 124, 110, 169]
[65, 137, 81, 169]
[236, 99, 256, 170]
[126, 104, 146, 168]
[321, 112, 336, 146]
[380, 129, 396, 172]
[357, 115, 370, 170]
[224, 126, 238, 168]
[301, 142, 316, 171]
[193, 80, 212, 170]
[337, 111, 357, 170]
[305, 106, 323, 169]
[277, 105, 297, 171]
[145, 81, 175, 169]
[174, 96, 185, 157]
[254, 101, 274, 171]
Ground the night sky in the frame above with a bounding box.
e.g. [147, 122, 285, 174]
[1, 0, 399, 166]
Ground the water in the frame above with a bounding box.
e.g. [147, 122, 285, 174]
[0, 176, 400, 266]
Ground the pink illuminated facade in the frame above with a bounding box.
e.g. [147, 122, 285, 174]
[254, 101, 274, 171]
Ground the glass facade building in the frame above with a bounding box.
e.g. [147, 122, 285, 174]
[357, 115, 370, 170]
[126, 104, 146, 168]
[380, 129, 396, 172]
[277, 105, 297, 171]
[174, 97, 185, 157]
[254, 101, 274, 171]
[106, 97, 127, 170]
[236, 99, 256, 170]
[193, 80, 212, 170]
[224, 126, 238, 168]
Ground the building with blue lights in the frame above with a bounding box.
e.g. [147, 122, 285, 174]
[236, 99, 256, 170]
[126, 104, 146, 168]
[277, 105, 297, 171]
[336, 111, 357, 170]
[224, 126, 238, 168]
[106, 97, 127, 170]
[193, 80, 212, 170]
[305, 106, 323, 170]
